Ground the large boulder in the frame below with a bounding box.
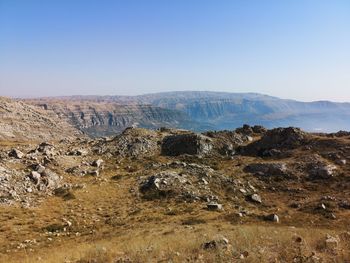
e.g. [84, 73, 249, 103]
[203, 130, 250, 156]
[239, 127, 308, 156]
[161, 133, 212, 156]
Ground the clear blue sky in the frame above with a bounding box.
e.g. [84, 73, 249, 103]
[0, 0, 349, 101]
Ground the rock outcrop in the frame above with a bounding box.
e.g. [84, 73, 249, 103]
[161, 133, 213, 156]
[239, 127, 309, 156]
[94, 127, 162, 157]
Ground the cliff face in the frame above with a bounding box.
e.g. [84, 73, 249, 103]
[23, 91, 350, 136]
[0, 97, 81, 141]
[135, 92, 350, 132]
[30, 100, 196, 137]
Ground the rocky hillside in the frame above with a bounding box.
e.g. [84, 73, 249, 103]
[0, 97, 81, 141]
[27, 99, 200, 137]
[48, 91, 350, 133]
[0, 125, 349, 262]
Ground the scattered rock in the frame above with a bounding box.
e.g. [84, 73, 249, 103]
[41, 169, 61, 189]
[140, 172, 185, 200]
[91, 159, 104, 167]
[28, 171, 41, 185]
[36, 142, 56, 156]
[339, 200, 350, 209]
[244, 162, 288, 177]
[335, 159, 346, 165]
[139, 166, 227, 202]
[87, 170, 99, 177]
[202, 236, 229, 250]
[319, 203, 327, 210]
[31, 163, 46, 173]
[265, 214, 279, 223]
[9, 149, 24, 159]
[68, 149, 88, 156]
[324, 234, 339, 251]
[65, 166, 80, 174]
[249, 194, 262, 204]
[207, 202, 223, 211]
[239, 188, 247, 194]
[240, 251, 249, 259]
[310, 164, 337, 179]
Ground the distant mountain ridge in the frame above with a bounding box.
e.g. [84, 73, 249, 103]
[27, 91, 350, 134]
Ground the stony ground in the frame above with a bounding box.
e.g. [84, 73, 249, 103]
[0, 126, 350, 262]
[0, 97, 81, 141]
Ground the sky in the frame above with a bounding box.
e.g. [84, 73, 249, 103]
[0, 0, 350, 101]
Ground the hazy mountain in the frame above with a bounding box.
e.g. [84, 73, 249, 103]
[134, 91, 350, 132]
[32, 91, 350, 135]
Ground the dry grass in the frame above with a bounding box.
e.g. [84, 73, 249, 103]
[2, 222, 349, 263]
[1, 138, 350, 263]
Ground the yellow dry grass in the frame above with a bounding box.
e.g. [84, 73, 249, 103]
[1, 136, 350, 263]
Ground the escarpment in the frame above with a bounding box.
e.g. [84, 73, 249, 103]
[30, 100, 196, 137]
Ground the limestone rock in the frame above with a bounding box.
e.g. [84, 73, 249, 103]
[161, 133, 212, 156]
[207, 202, 223, 211]
[91, 159, 104, 167]
[265, 214, 279, 223]
[202, 236, 229, 250]
[250, 194, 262, 204]
[244, 162, 288, 177]
[9, 149, 24, 159]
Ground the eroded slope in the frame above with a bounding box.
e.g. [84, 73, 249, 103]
[0, 97, 81, 141]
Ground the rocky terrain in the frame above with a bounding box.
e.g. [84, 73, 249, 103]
[0, 124, 349, 262]
[0, 97, 81, 141]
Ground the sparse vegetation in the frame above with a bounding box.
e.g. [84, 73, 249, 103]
[0, 126, 349, 262]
